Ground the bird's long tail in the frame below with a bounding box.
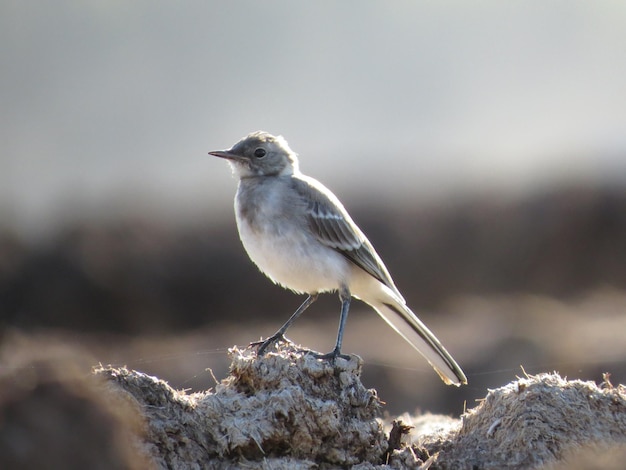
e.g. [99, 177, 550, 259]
[369, 298, 467, 386]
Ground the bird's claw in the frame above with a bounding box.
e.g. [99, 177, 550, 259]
[308, 348, 352, 363]
[251, 333, 293, 356]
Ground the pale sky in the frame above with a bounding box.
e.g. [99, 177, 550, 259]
[2, 1, 625, 238]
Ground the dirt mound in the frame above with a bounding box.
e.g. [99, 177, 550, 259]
[93, 343, 626, 469]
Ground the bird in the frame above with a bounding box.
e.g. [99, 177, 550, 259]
[209, 131, 467, 386]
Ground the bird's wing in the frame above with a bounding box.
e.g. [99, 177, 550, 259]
[291, 176, 403, 299]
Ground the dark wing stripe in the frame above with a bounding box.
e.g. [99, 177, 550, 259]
[311, 201, 394, 287]
[308, 208, 396, 289]
[330, 217, 360, 249]
[341, 248, 385, 285]
[309, 200, 354, 250]
[335, 217, 361, 248]
[310, 202, 337, 247]
[296, 176, 400, 295]
[309, 203, 334, 245]
[321, 217, 344, 249]
[323, 217, 344, 248]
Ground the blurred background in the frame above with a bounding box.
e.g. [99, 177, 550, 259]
[1, 1, 626, 416]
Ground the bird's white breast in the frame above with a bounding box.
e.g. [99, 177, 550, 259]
[234, 178, 349, 294]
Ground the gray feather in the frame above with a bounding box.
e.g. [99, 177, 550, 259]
[290, 176, 402, 299]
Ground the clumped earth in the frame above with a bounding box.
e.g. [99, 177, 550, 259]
[97, 345, 386, 469]
[96, 343, 626, 469]
[2, 338, 626, 469]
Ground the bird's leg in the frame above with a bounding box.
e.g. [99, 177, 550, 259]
[254, 293, 319, 356]
[313, 286, 352, 362]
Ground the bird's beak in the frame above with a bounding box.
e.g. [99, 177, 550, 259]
[208, 149, 242, 161]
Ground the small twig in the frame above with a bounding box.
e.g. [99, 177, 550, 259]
[602, 372, 614, 390]
[385, 419, 414, 462]
[487, 418, 502, 437]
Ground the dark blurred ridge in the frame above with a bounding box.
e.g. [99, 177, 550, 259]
[1, 185, 625, 334]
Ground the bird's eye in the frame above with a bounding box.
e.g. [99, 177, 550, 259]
[254, 148, 266, 159]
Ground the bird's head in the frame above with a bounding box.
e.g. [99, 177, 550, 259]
[209, 131, 299, 179]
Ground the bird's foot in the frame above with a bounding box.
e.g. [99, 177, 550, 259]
[250, 333, 294, 356]
[309, 347, 352, 363]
